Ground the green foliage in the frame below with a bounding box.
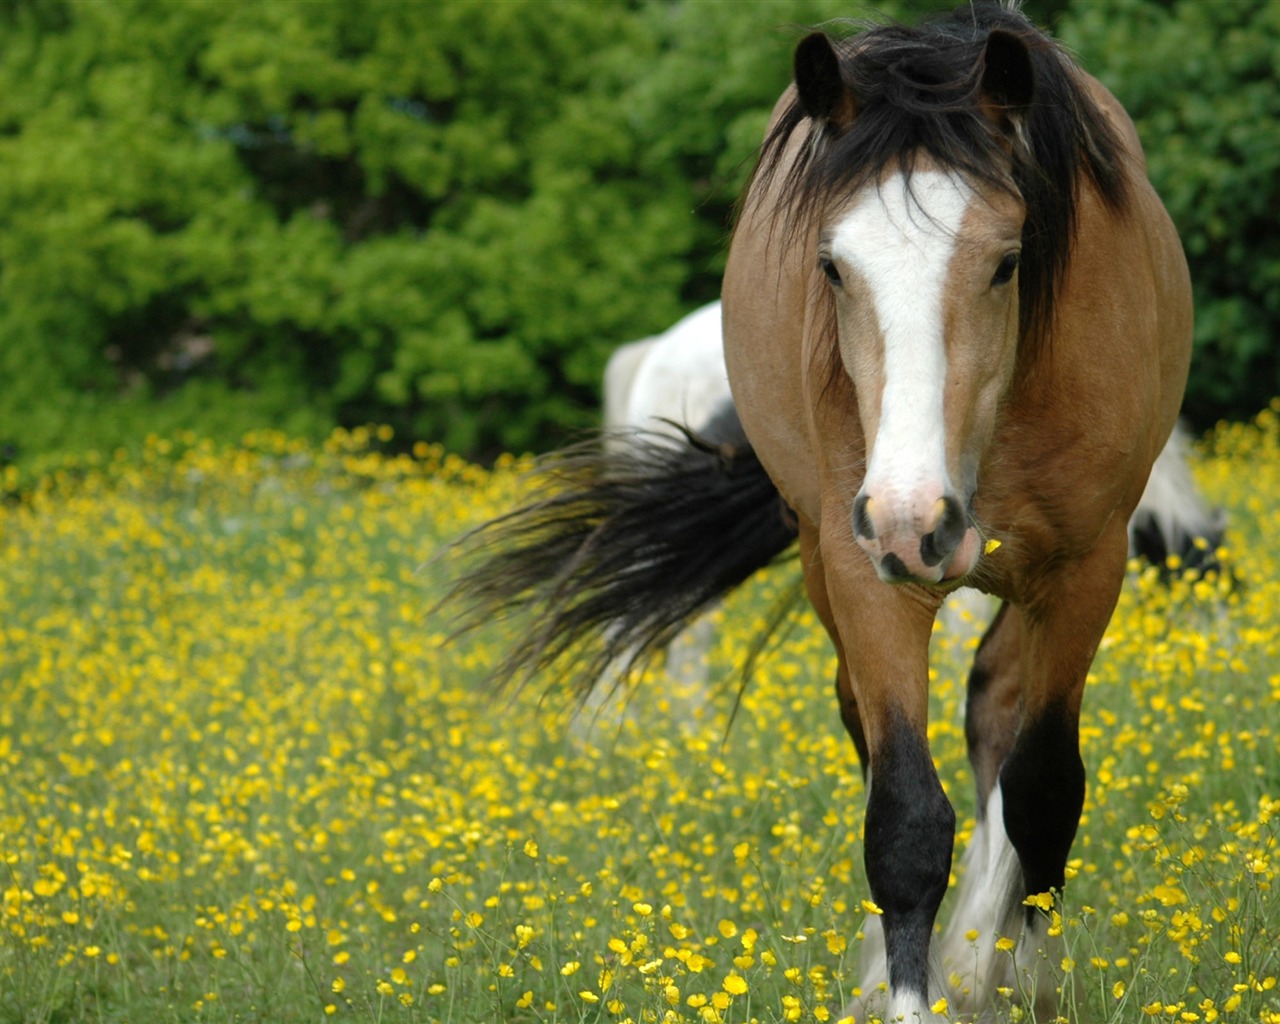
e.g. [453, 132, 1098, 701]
[0, 0, 692, 458]
[1059, 0, 1280, 427]
[0, 0, 1271, 463]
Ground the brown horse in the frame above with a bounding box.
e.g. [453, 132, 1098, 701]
[451, 5, 1191, 1020]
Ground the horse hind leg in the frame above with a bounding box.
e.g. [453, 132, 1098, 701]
[946, 536, 1126, 1020]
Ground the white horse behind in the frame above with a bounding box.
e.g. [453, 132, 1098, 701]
[597, 301, 1224, 680]
[603, 302, 731, 447]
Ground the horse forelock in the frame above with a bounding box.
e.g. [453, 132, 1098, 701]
[751, 3, 1130, 361]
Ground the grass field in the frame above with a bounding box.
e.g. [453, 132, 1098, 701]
[0, 408, 1277, 1024]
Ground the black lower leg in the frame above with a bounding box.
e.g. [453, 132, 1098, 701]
[999, 700, 1085, 918]
[865, 716, 955, 999]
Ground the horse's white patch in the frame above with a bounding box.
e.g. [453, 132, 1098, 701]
[940, 783, 1064, 1018]
[829, 170, 974, 520]
[1013, 913, 1062, 1020]
[850, 912, 948, 1023]
[940, 783, 1023, 1012]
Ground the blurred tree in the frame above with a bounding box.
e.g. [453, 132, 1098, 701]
[0, 0, 690, 457]
[0, 0, 1270, 463]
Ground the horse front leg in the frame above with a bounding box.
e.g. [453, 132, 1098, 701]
[950, 530, 1129, 1018]
[799, 523, 870, 773]
[818, 530, 951, 1022]
[942, 601, 1029, 1013]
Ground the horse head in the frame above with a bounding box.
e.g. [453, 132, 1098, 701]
[795, 29, 1037, 585]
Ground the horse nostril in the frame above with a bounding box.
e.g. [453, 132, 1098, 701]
[920, 495, 967, 567]
[854, 494, 876, 540]
[880, 552, 909, 580]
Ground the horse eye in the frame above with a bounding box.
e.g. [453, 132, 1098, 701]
[819, 257, 842, 286]
[991, 252, 1020, 287]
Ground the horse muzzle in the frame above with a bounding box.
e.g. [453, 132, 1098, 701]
[853, 490, 980, 584]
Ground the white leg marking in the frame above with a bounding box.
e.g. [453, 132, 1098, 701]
[849, 912, 950, 1023]
[1012, 913, 1062, 1022]
[942, 784, 1067, 1019]
[941, 783, 1025, 1014]
[856, 911, 888, 1012]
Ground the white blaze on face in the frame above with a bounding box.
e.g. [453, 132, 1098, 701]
[830, 170, 975, 521]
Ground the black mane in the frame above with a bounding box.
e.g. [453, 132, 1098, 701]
[754, 3, 1130, 356]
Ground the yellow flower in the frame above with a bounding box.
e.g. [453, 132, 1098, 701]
[1022, 892, 1054, 912]
[686, 953, 712, 973]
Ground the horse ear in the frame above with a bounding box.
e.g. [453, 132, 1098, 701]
[978, 29, 1035, 128]
[794, 33, 856, 129]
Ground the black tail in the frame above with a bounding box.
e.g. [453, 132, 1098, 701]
[445, 403, 798, 697]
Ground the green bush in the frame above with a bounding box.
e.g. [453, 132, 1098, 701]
[0, 0, 1271, 464]
[0, 0, 694, 458]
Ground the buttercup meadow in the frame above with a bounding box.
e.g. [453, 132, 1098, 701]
[0, 405, 1277, 1023]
